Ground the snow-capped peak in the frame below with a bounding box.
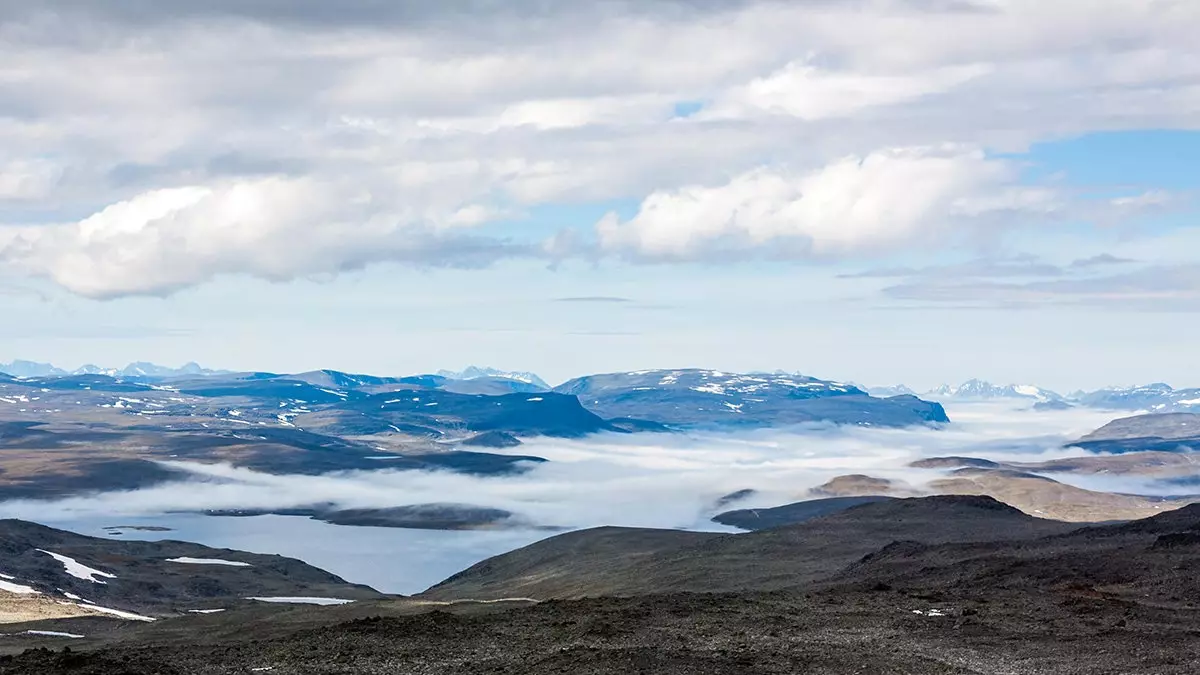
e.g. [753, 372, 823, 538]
[924, 380, 1062, 402]
[436, 366, 550, 389]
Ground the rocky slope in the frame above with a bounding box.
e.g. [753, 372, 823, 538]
[422, 496, 1075, 601]
[0, 520, 383, 620]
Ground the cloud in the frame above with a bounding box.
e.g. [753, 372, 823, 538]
[881, 263, 1200, 311]
[0, 160, 61, 200]
[554, 296, 633, 304]
[841, 255, 1065, 279]
[0, 178, 530, 298]
[1069, 253, 1136, 269]
[702, 61, 992, 121]
[596, 146, 1059, 259]
[1, 0, 1198, 295]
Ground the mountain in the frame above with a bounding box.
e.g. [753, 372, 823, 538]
[116, 362, 230, 378]
[1074, 383, 1200, 413]
[863, 384, 917, 397]
[711, 495, 896, 530]
[0, 361, 68, 378]
[554, 369, 949, 428]
[924, 379, 1063, 402]
[1070, 412, 1200, 453]
[422, 496, 1073, 601]
[0, 519, 383, 620]
[435, 366, 550, 389]
[926, 467, 1192, 521]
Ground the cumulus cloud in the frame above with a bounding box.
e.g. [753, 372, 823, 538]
[597, 147, 1058, 259]
[0, 178, 529, 297]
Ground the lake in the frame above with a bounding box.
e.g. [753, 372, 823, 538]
[29, 512, 554, 595]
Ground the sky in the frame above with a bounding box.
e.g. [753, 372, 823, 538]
[1, 0, 1198, 390]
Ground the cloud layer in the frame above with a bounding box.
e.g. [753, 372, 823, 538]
[0, 403, 1124, 530]
[1, 0, 1198, 295]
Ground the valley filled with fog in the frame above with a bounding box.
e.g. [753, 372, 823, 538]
[0, 401, 1148, 593]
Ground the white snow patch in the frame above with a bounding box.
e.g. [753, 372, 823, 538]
[246, 597, 354, 606]
[526, 397, 544, 402]
[0, 579, 38, 594]
[187, 609, 227, 614]
[166, 557, 252, 567]
[80, 604, 156, 622]
[24, 630, 85, 638]
[37, 550, 116, 584]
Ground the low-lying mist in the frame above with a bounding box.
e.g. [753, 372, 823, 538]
[0, 403, 1139, 531]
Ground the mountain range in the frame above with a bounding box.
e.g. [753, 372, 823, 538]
[0, 361, 230, 380]
[435, 366, 550, 389]
[7, 361, 1198, 415]
[871, 378, 1200, 413]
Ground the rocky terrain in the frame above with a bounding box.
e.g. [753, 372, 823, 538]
[0, 519, 383, 622]
[2, 496, 1200, 673]
[423, 497, 1078, 601]
[711, 495, 895, 530]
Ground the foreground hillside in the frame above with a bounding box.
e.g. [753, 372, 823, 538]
[422, 496, 1076, 601]
[2, 496, 1199, 673]
[0, 520, 383, 620]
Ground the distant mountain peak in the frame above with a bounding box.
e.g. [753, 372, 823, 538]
[0, 360, 68, 378]
[435, 366, 550, 389]
[0, 360, 227, 379]
[925, 380, 1062, 402]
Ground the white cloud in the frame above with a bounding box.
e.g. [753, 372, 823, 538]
[0, 160, 61, 200]
[1, 178, 521, 298]
[597, 146, 1059, 259]
[703, 62, 993, 121]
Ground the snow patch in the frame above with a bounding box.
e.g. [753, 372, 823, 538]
[166, 557, 252, 567]
[0, 579, 38, 594]
[247, 597, 354, 605]
[37, 550, 116, 584]
[80, 604, 156, 622]
[24, 630, 85, 639]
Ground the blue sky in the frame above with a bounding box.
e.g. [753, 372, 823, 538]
[1, 1, 1198, 390]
